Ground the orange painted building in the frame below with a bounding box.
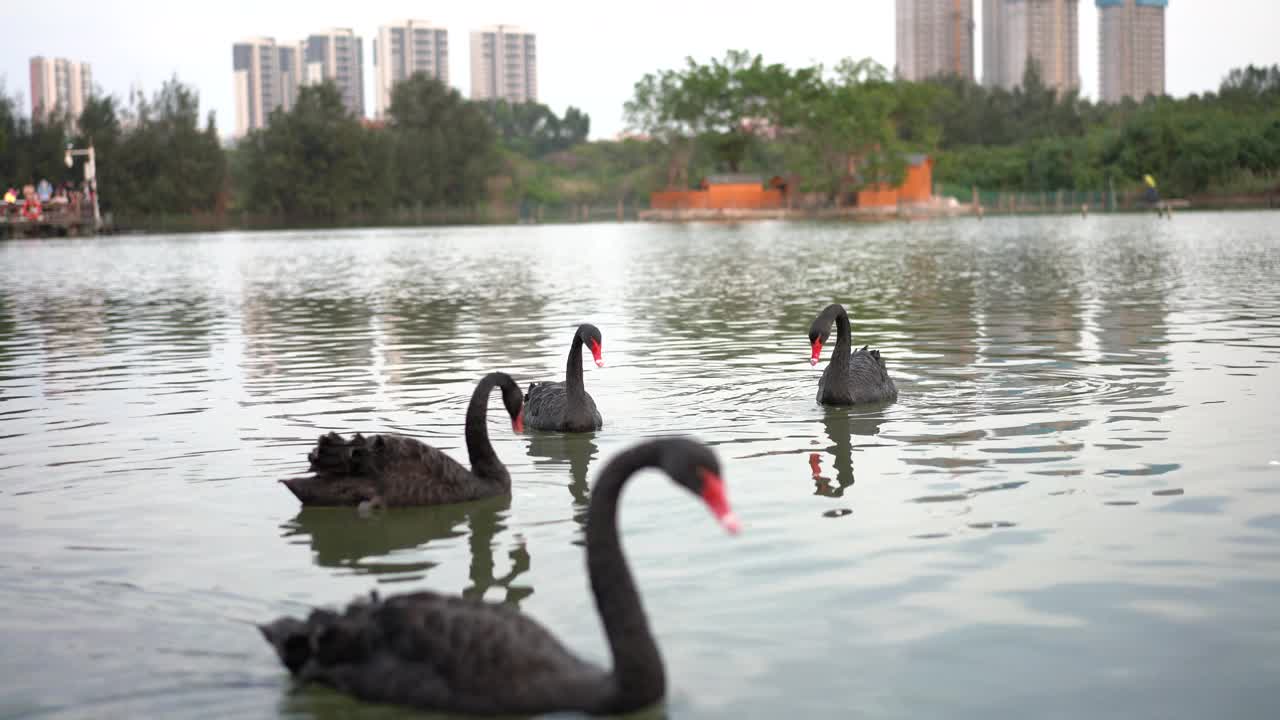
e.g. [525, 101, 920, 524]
[650, 174, 784, 210]
[649, 156, 934, 211]
[855, 154, 935, 208]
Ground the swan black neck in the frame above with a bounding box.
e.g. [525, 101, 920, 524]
[585, 443, 666, 711]
[565, 333, 587, 398]
[464, 373, 511, 486]
[824, 304, 853, 364]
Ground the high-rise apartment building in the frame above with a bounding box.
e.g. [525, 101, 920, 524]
[982, 0, 1007, 87]
[374, 20, 450, 118]
[983, 0, 1080, 93]
[896, 0, 976, 81]
[301, 28, 365, 118]
[29, 56, 92, 124]
[1097, 0, 1166, 102]
[469, 25, 537, 103]
[232, 38, 300, 136]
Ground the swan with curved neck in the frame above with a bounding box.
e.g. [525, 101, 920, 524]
[523, 323, 605, 432]
[280, 372, 524, 507]
[807, 303, 898, 406]
[260, 437, 738, 716]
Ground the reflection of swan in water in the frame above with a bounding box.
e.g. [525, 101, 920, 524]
[808, 405, 887, 498]
[281, 495, 531, 607]
[281, 690, 673, 720]
[525, 431, 599, 543]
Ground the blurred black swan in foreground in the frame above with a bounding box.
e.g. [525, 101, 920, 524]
[260, 437, 739, 716]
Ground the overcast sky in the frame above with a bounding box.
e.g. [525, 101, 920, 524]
[4, 0, 1278, 140]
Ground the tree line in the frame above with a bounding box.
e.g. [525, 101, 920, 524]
[624, 53, 1280, 199]
[1, 79, 225, 217]
[1, 73, 592, 222]
[4, 60, 1278, 224]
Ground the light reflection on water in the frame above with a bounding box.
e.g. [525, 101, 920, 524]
[1, 213, 1279, 719]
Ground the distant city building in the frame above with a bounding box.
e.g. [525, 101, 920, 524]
[469, 25, 537, 103]
[982, 0, 1007, 87]
[1097, 0, 1166, 102]
[374, 20, 450, 118]
[29, 56, 92, 125]
[301, 28, 365, 118]
[896, 0, 976, 81]
[983, 0, 1080, 93]
[232, 37, 299, 136]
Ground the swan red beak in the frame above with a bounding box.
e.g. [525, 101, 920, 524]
[590, 338, 604, 368]
[513, 411, 524, 433]
[698, 469, 740, 534]
[810, 339, 823, 366]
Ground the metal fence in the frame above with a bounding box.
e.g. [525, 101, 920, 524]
[933, 183, 1142, 213]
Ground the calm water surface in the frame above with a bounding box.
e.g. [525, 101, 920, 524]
[2, 214, 1279, 719]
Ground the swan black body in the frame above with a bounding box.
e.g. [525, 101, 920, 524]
[808, 304, 898, 405]
[523, 323, 604, 432]
[260, 437, 739, 716]
[280, 372, 524, 507]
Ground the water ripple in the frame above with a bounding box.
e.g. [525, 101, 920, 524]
[2, 215, 1279, 718]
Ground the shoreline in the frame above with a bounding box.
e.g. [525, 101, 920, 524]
[13, 199, 1280, 238]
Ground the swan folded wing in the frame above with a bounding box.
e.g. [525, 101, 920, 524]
[367, 439, 488, 506]
[849, 348, 893, 382]
[297, 432, 479, 506]
[845, 350, 898, 403]
[524, 381, 565, 415]
[345, 592, 605, 713]
[307, 432, 426, 476]
[263, 597, 452, 708]
[817, 348, 898, 405]
[525, 383, 603, 432]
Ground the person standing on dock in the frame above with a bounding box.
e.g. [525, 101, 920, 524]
[1143, 174, 1161, 210]
[21, 185, 43, 222]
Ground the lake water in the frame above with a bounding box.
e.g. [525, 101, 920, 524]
[2, 213, 1279, 719]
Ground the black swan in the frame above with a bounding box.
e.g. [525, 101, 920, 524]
[259, 437, 740, 716]
[808, 303, 898, 405]
[280, 372, 524, 508]
[523, 323, 604, 432]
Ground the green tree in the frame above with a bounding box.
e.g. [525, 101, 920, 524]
[784, 59, 906, 203]
[237, 82, 389, 217]
[73, 95, 124, 211]
[478, 99, 590, 156]
[0, 88, 72, 190]
[112, 78, 225, 215]
[386, 73, 496, 207]
[625, 50, 800, 177]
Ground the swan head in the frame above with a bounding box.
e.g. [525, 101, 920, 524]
[807, 305, 839, 366]
[577, 323, 604, 368]
[658, 438, 740, 534]
[495, 372, 525, 433]
[807, 331, 830, 367]
[486, 368, 527, 430]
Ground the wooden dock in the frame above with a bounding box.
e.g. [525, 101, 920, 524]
[1, 205, 99, 238]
